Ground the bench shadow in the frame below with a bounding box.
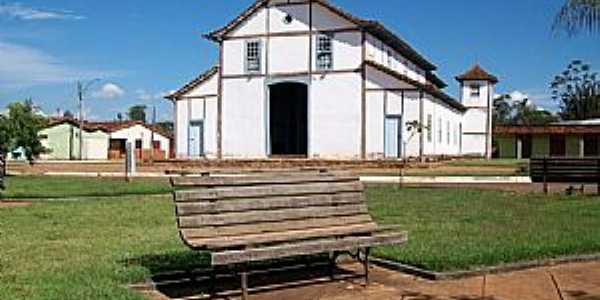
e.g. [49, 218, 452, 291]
[566, 290, 600, 300]
[124, 251, 361, 299]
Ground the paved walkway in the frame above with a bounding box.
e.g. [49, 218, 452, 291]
[141, 261, 600, 300]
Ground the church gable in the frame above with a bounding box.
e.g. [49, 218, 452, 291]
[210, 0, 360, 40]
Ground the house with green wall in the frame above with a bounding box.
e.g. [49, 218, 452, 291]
[39, 120, 110, 160]
[495, 120, 600, 159]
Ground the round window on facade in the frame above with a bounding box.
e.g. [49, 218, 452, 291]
[283, 14, 293, 24]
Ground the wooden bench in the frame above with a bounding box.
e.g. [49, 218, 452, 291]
[171, 172, 407, 299]
[530, 157, 600, 194]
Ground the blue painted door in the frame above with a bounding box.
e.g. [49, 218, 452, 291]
[188, 121, 204, 157]
[385, 117, 401, 158]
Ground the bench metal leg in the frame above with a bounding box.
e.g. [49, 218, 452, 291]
[363, 247, 371, 286]
[209, 268, 217, 299]
[329, 251, 338, 280]
[240, 264, 249, 300]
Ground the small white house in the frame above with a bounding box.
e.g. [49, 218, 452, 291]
[167, 0, 498, 160]
[87, 121, 172, 160]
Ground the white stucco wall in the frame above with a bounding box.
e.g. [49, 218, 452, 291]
[460, 80, 493, 156]
[83, 130, 109, 160]
[110, 125, 170, 153]
[365, 66, 463, 159]
[269, 35, 309, 73]
[175, 97, 218, 159]
[365, 34, 426, 84]
[221, 77, 267, 159]
[310, 73, 362, 159]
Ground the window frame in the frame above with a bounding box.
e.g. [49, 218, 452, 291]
[245, 40, 262, 73]
[438, 118, 443, 144]
[470, 84, 481, 98]
[316, 33, 334, 71]
[427, 114, 433, 143]
[447, 120, 451, 145]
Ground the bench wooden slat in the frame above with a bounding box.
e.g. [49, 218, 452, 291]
[176, 192, 363, 215]
[175, 181, 364, 202]
[188, 223, 379, 249]
[171, 174, 358, 188]
[180, 215, 375, 239]
[178, 204, 369, 227]
[211, 232, 408, 265]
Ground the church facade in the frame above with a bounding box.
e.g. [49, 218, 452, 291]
[167, 0, 498, 160]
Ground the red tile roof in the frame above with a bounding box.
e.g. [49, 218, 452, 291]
[495, 125, 600, 135]
[47, 118, 173, 138]
[456, 64, 499, 84]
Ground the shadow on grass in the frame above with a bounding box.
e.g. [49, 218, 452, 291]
[124, 251, 361, 299]
[566, 290, 600, 300]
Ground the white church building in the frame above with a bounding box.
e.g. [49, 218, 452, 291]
[166, 0, 498, 160]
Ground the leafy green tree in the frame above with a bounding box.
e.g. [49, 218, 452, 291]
[493, 94, 514, 125]
[0, 115, 12, 155]
[128, 105, 147, 123]
[511, 99, 559, 125]
[155, 121, 174, 136]
[3, 101, 48, 161]
[551, 60, 600, 120]
[554, 0, 600, 36]
[493, 94, 558, 126]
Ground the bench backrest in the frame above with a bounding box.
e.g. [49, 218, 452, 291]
[171, 173, 374, 250]
[530, 158, 600, 183]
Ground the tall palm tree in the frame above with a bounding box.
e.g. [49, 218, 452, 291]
[554, 0, 600, 36]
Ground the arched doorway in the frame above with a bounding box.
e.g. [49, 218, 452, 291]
[269, 82, 308, 156]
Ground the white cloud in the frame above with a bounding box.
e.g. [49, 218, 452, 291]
[92, 83, 125, 99]
[0, 3, 85, 21]
[0, 40, 112, 89]
[135, 89, 171, 101]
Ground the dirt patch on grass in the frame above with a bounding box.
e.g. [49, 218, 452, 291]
[139, 261, 600, 300]
[0, 201, 32, 208]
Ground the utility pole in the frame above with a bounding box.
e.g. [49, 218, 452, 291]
[76, 79, 102, 160]
[77, 82, 84, 160]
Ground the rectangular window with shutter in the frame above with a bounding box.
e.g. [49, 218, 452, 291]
[427, 114, 433, 142]
[245, 40, 261, 73]
[316, 34, 333, 70]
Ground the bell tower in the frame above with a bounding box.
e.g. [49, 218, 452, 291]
[456, 64, 499, 159]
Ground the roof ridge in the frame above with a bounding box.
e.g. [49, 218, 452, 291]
[205, 0, 437, 71]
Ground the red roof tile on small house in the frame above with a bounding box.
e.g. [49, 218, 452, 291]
[456, 64, 499, 84]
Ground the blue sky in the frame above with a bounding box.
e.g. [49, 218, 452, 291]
[0, 0, 598, 121]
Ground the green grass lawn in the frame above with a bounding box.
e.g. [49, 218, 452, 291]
[368, 186, 600, 272]
[2, 187, 600, 299]
[2, 176, 172, 199]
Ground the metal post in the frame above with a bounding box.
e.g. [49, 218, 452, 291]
[209, 268, 217, 299]
[125, 142, 136, 182]
[363, 247, 371, 286]
[329, 251, 337, 280]
[240, 264, 249, 300]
